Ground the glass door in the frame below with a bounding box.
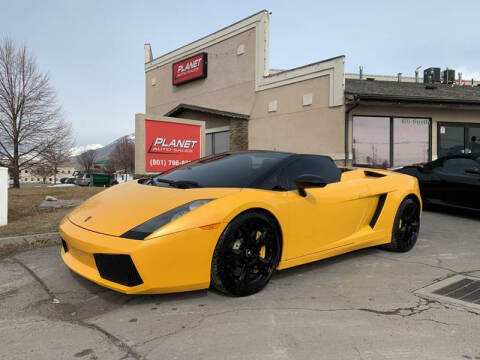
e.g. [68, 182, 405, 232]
[438, 123, 480, 157]
[438, 124, 465, 157]
[467, 126, 480, 154]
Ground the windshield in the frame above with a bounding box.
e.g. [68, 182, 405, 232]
[151, 152, 292, 188]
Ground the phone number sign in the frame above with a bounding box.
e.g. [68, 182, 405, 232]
[145, 120, 201, 172]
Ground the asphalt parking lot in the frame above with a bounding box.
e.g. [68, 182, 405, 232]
[1, 210, 479, 360]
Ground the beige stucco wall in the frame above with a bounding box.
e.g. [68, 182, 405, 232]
[349, 103, 480, 161]
[249, 75, 345, 159]
[143, 25, 346, 165]
[140, 11, 348, 174]
[145, 28, 257, 117]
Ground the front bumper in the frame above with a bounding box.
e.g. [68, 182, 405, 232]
[59, 218, 224, 294]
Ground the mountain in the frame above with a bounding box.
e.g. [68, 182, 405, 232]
[92, 133, 135, 163]
[70, 133, 134, 167]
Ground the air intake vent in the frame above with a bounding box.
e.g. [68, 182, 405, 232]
[94, 254, 143, 287]
[61, 239, 69, 253]
[370, 194, 387, 228]
[364, 170, 386, 178]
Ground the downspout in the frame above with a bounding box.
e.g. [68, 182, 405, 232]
[344, 95, 360, 166]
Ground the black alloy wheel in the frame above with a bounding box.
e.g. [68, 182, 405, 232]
[211, 210, 281, 296]
[382, 197, 420, 252]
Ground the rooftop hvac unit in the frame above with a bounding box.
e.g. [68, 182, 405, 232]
[423, 67, 441, 83]
[443, 69, 455, 84]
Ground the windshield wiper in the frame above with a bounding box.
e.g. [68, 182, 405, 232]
[153, 178, 179, 187]
[173, 180, 201, 189]
[153, 178, 201, 189]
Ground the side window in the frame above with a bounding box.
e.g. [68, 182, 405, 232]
[280, 157, 341, 190]
[442, 159, 479, 175]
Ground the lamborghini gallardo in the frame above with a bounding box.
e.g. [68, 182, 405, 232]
[60, 151, 422, 296]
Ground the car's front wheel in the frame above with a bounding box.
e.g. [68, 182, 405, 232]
[382, 197, 420, 252]
[211, 210, 281, 296]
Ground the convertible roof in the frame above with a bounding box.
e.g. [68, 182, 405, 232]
[225, 150, 337, 159]
[438, 153, 480, 161]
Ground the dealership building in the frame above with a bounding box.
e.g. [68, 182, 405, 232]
[135, 10, 480, 175]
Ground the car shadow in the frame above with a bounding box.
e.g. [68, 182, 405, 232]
[272, 247, 377, 280]
[423, 204, 480, 220]
[66, 246, 380, 308]
[67, 268, 210, 305]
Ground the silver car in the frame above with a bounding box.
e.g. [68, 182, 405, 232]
[75, 173, 91, 186]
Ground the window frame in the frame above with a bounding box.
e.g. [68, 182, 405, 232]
[353, 115, 432, 168]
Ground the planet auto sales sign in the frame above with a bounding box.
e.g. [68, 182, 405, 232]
[145, 120, 201, 172]
[172, 53, 207, 85]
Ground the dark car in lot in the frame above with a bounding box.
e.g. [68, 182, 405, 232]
[63, 170, 80, 184]
[396, 153, 480, 212]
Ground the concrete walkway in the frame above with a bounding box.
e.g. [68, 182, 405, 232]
[1, 210, 479, 360]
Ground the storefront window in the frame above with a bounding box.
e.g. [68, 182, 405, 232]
[353, 116, 431, 168]
[205, 130, 230, 156]
[393, 118, 430, 166]
[214, 131, 229, 154]
[353, 116, 390, 168]
[206, 133, 213, 156]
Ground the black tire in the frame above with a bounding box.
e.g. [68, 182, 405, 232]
[381, 197, 420, 252]
[211, 210, 281, 296]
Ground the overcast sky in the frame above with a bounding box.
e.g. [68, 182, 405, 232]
[2, 0, 479, 147]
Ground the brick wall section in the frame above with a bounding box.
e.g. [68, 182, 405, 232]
[229, 120, 248, 151]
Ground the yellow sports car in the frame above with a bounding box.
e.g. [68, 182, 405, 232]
[60, 151, 421, 296]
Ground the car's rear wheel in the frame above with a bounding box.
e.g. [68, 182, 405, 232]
[211, 210, 281, 296]
[382, 197, 420, 252]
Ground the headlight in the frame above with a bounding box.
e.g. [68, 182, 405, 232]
[121, 199, 214, 240]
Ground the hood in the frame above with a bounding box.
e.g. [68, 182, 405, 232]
[68, 181, 241, 236]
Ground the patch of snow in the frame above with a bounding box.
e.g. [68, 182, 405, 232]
[70, 144, 103, 156]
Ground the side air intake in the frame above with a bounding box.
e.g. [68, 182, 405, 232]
[364, 170, 386, 178]
[369, 194, 387, 228]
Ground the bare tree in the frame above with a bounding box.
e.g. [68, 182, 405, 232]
[31, 162, 54, 184]
[42, 122, 74, 184]
[77, 149, 97, 173]
[0, 38, 69, 188]
[104, 158, 116, 176]
[109, 136, 134, 175]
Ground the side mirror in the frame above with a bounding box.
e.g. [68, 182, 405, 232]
[465, 167, 480, 175]
[294, 174, 327, 197]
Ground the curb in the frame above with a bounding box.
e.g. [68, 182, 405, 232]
[0, 232, 60, 257]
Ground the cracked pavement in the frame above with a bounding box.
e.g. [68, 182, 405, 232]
[1, 210, 479, 360]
